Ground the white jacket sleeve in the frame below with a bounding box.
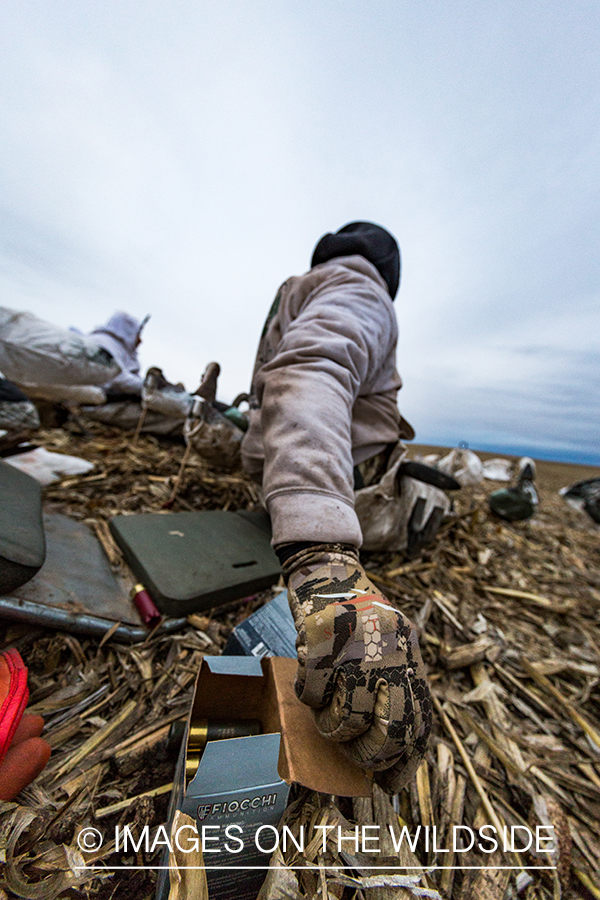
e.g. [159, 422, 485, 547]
[255, 270, 398, 547]
[0, 308, 120, 386]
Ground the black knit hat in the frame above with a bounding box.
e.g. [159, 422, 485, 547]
[310, 221, 401, 300]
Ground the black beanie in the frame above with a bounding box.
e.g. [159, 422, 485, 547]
[310, 221, 401, 300]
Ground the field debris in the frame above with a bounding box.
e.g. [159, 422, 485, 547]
[1, 425, 599, 899]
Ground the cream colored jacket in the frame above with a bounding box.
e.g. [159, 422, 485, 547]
[241, 256, 412, 547]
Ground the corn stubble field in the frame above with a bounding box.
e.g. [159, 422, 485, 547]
[0, 425, 599, 900]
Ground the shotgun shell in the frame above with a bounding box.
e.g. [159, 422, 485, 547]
[185, 719, 261, 780]
[131, 584, 162, 629]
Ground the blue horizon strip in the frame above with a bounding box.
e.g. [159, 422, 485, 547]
[412, 438, 600, 467]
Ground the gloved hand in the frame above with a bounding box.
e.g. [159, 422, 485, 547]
[0, 714, 51, 801]
[0, 648, 51, 801]
[354, 452, 456, 556]
[283, 544, 431, 793]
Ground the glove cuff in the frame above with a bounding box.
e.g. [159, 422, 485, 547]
[281, 543, 359, 582]
[274, 541, 321, 566]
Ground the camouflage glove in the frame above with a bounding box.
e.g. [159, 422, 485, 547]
[283, 544, 431, 793]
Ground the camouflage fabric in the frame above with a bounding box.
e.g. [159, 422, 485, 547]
[283, 544, 431, 793]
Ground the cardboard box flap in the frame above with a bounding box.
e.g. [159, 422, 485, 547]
[190, 665, 266, 721]
[205, 656, 263, 676]
[188, 733, 284, 794]
[266, 657, 371, 797]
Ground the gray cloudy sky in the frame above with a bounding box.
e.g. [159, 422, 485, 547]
[1, 1, 599, 463]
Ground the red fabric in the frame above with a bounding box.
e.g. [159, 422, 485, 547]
[0, 649, 29, 763]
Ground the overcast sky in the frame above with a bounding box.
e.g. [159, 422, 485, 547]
[1, 1, 598, 464]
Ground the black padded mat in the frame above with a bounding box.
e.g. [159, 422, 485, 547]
[0, 460, 45, 593]
[109, 509, 280, 616]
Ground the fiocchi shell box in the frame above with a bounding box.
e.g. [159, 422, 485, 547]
[156, 655, 370, 900]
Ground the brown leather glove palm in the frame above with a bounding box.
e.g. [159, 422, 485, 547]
[283, 544, 431, 793]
